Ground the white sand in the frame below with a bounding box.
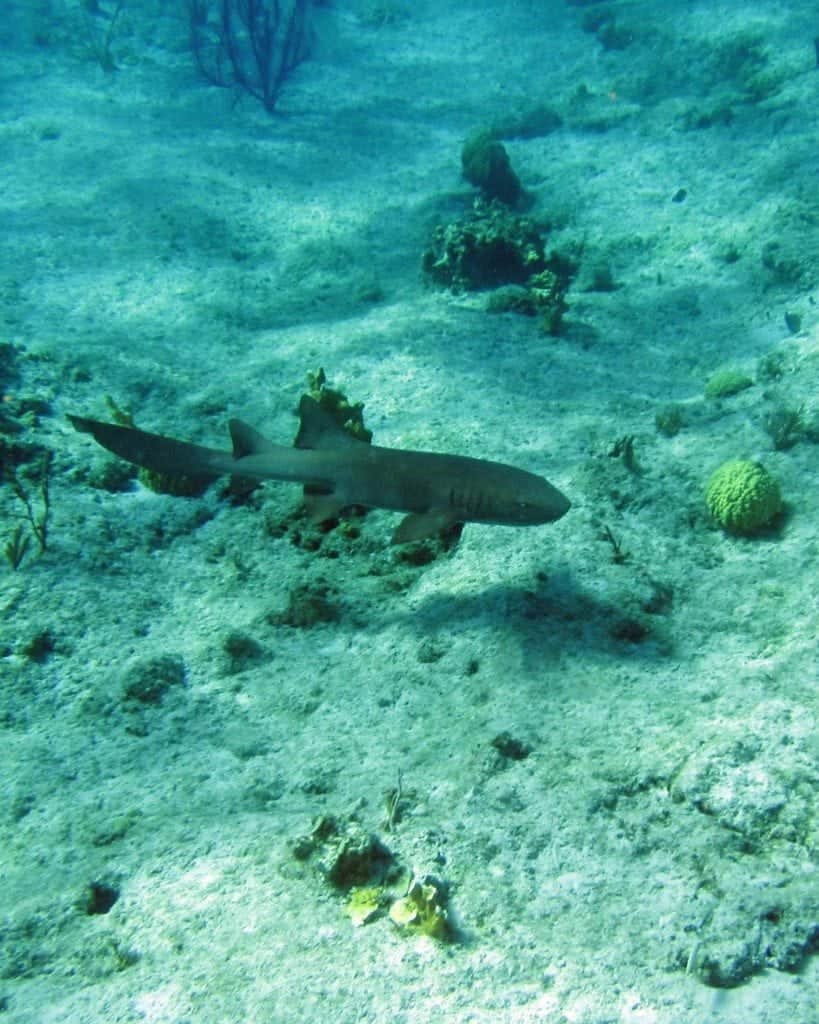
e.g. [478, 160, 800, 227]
[1, 1, 817, 1021]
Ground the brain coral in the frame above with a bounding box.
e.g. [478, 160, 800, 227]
[705, 459, 783, 535]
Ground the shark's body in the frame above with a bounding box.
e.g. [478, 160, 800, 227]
[69, 397, 570, 543]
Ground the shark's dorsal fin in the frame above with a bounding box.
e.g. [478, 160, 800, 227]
[295, 395, 363, 451]
[229, 419, 279, 458]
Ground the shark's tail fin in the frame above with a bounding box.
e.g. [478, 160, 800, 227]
[68, 416, 234, 480]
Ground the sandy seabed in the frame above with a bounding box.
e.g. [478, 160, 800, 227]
[1, 1, 817, 1021]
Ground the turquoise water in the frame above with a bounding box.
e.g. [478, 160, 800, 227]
[1, 2, 817, 1021]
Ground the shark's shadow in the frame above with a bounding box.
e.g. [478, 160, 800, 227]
[386, 562, 673, 672]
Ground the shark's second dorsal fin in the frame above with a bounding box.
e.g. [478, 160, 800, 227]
[229, 419, 279, 458]
[295, 395, 363, 450]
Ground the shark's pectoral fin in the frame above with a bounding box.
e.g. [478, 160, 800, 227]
[392, 509, 461, 545]
[303, 485, 347, 524]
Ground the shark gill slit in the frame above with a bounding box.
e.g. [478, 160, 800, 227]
[449, 487, 487, 517]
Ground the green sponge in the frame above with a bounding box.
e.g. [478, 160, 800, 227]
[705, 459, 783, 535]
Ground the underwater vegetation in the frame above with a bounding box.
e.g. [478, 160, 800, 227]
[81, 0, 128, 72]
[461, 130, 523, 207]
[2, 454, 51, 569]
[422, 201, 574, 334]
[293, 815, 453, 942]
[293, 815, 396, 888]
[422, 129, 578, 333]
[388, 876, 450, 941]
[704, 367, 753, 400]
[654, 403, 686, 438]
[269, 580, 341, 627]
[762, 401, 805, 451]
[422, 200, 546, 292]
[413, 118, 585, 333]
[579, 5, 634, 53]
[188, 0, 313, 112]
[1, 345, 53, 570]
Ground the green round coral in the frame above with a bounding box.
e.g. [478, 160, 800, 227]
[705, 459, 783, 535]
